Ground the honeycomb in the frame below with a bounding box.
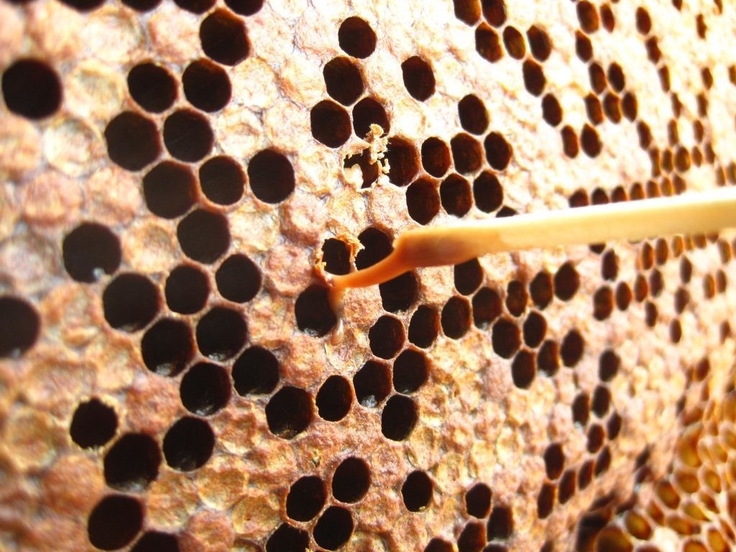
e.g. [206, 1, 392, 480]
[1, 0, 736, 551]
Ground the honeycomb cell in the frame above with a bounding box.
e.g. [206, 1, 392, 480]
[492, 317, 520, 359]
[594, 527, 632, 552]
[163, 110, 214, 162]
[393, 349, 428, 394]
[141, 318, 194, 376]
[543, 443, 565, 480]
[585, 94, 603, 125]
[295, 285, 337, 337]
[143, 161, 197, 219]
[441, 296, 472, 339]
[402, 470, 433, 511]
[601, 250, 618, 281]
[537, 340, 559, 376]
[421, 137, 452, 178]
[215, 254, 261, 303]
[522, 60, 545, 96]
[406, 177, 440, 225]
[62, 222, 121, 283]
[199, 156, 245, 206]
[130, 531, 179, 552]
[475, 24, 503, 63]
[451, 133, 483, 174]
[575, 31, 593, 62]
[649, 269, 663, 297]
[484, 132, 512, 170]
[266, 386, 313, 439]
[465, 483, 492, 518]
[572, 393, 590, 426]
[561, 330, 584, 367]
[458, 94, 489, 135]
[488, 505, 514, 539]
[537, 483, 555, 519]
[454, 259, 483, 296]
[369, 315, 405, 359]
[354, 360, 391, 408]
[482, 0, 506, 27]
[180, 362, 231, 415]
[2, 58, 62, 120]
[313, 506, 353, 550]
[586, 424, 605, 453]
[603, 93, 622, 123]
[402, 56, 435, 101]
[286, 475, 326, 522]
[577, 1, 600, 33]
[595, 446, 611, 476]
[183, 59, 232, 112]
[561, 126, 579, 158]
[316, 375, 351, 421]
[523, 311, 546, 348]
[332, 457, 371, 503]
[324, 57, 364, 106]
[406, 306, 441, 351]
[199, 9, 249, 65]
[502, 26, 526, 59]
[105, 112, 161, 171]
[644, 301, 657, 327]
[607, 63, 625, 92]
[511, 350, 536, 389]
[505, 280, 527, 317]
[103, 273, 160, 332]
[554, 262, 579, 301]
[311, 99, 352, 148]
[528, 271, 553, 309]
[581, 124, 601, 157]
[127, 63, 177, 113]
[527, 25, 551, 61]
[163, 417, 214, 471]
[57, 0, 104, 10]
[70, 398, 118, 449]
[165, 264, 210, 315]
[196, 306, 247, 361]
[558, 470, 576, 504]
[380, 271, 418, 313]
[338, 17, 377, 58]
[382, 395, 417, 441]
[600, 3, 614, 31]
[441, 174, 472, 217]
[593, 286, 614, 321]
[266, 524, 309, 552]
[356, 227, 392, 269]
[321, 239, 351, 275]
[353, 97, 390, 137]
[589, 63, 606, 95]
[385, 137, 420, 186]
[592, 386, 611, 417]
[247, 148, 295, 204]
[104, 433, 161, 492]
[578, 460, 594, 490]
[87, 495, 143, 551]
[174, 0, 214, 13]
[426, 538, 454, 552]
[607, 411, 622, 440]
[458, 521, 485, 552]
[636, 7, 652, 34]
[232, 346, 279, 395]
[541, 94, 562, 126]
[177, 209, 230, 264]
[472, 287, 502, 329]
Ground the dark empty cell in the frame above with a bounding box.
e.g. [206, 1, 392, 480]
[484, 132, 512, 170]
[182, 59, 231, 113]
[324, 57, 364, 106]
[421, 137, 451, 177]
[354, 360, 391, 407]
[441, 296, 471, 339]
[62, 222, 121, 283]
[453, 0, 480, 25]
[232, 346, 279, 395]
[598, 350, 620, 382]
[702, 67, 714, 89]
[591, 188, 609, 206]
[527, 25, 552, 62]
[352, 97, 389, 137]
[163, 110, 213, 162]
[522, 311, 546, 348]
[505, 280, 527, 317]
[646, 178, 661, 198]
[105, 112, 161, 171]
[454, 259, 483, 296]
[177, 209, 230, 264]
[356, 227, 392, 269]
[603, 93, 622, 124]
[451, 133, 483, 174]
[321, 239, 351, 275]
[522, 60, 545, 96]
[649, 269, 663, 297]
[385, 137, 420, 186]
[572, 392, 590, 426]
[595, 446, 611, 476]
[104, 433, 161, 491]
[717, 270, 728, 293]
[369, 315, 404, 359]
[407, 177, 440, 225]
[165, 264, 209, 314]
[541, 94, 562, 127]
[622, 92, 638, 121]
[569, 189, 589, 208]
[558, 469, 576, 504]
[131, 531, 179, 552]
[607, 411, 622, 440]
[587, 424, 605, 453]
[215, 254, 260, 303]
[593, 286, 614, 321]
[70, 398, 117, 449]
[199, 9, 249, 65]
[425, 539, 454, 552]
[607, 63, 625, 92]
[402, 470, 433, 511]
[592, 385, 611, 418]
[696, 13, 707, 38]
[475, 24, 503, 63]
[338, 16, 376, 58]
[342, 152, 378, 188]
[575, 31, 593, 62]
[577, 1, 600, 33]
[544, 443, 565, 480]
[316, 375, 351, 421]
[491, 317, 520, 359]
[487, 505, 514, 539]
[313, 506, 353, 551]
[581, 124, 601, 157]
[143, 161, 197, 219]
[286, 476, 325, 522]
[584, 94, 603, 125]
[703, 273, 716, 299]
[402, 56, 435, 101]
[588, 63, 606, 95]
[561, 125, 579, 158]
[633, 275, 648, 302]
[266, 524, 309, 552]
[248, 149, 295, 204]
[674, 287, 690, 314]
[511, 350, 536, 389]
[332, 456, 371, 503]
[141, 318, 194, 377]
[2, 58, 62, 120]
[481, 0, 506, 27]
[502, 26, 526, 59]
[578, 460, 594, 490]
[537, 340, 559, 377]
[640, 242, 654, 269]
[674, 146, 691, 173]
[601, 250, 618, 281]
[393, 349, 428, 394]
[382, 395, 417, 441]
[199, 156, 244, 206]
[600, 3, 614, 31]
[87, 495, 143, 551]
[529, 271, 553, 309]
[266, 386, 313, 439]
[457, 521, 485, 552]
[636, 7, 652, 34]
[465, 483, 491, 518]
[560, 330, 584, 367]
[645, 36, 661, 64]
[473, 287, 502, 329]
[222, 0, 262, 13]
[103, 273, 159, 332]
[127, 63, 177, 113]
[440, 174, 472, 217]
[180, 362, 231, 415]
[175, 0, 215, 14]
[311, 99, 352, 147]
[458, 94, 489, 135]
[196, 306, 247, 361]
[536, 483, 556, 520]
[380, 271, 418, 313]
[163, 417, 214, 470]
[473, 171, 503, 213]
[122, 0, 160, 10]
[554, 262, 579, 301]
[659, 66, 671, 92]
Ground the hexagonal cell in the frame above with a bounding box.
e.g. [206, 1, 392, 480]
[537, 340, 560, 377]
[560, 329, 584, 367]
[522, 60, 546, 96]
[265, 386, 313, 439]
[487, 504, 514, 539]
[182, 59, 232, 112]
[105, 112, 161, 171]
[458, 521, 485, 551]
[163, 416, 214, 471]
[464, 483, 492, 518]
[406, 177, 440, 225]
[324, 57, 364, 106]
[286, 475, 326, 522]
[441, 296, 471, 339]
[536, 483, 555, 519]
[353, 360, 391, 408]
[127, 63, 177, 113]
[484, 132, 513, 170]
[313, 506, 354, 550]
[381, 395, 417, 441]
[402, 470, 433, 511]
[180, 362, 231, 415]
[440, 174, 472, 217]
[541, 94, 562, 127]
[458, 94, 489, 135]
[63, 223, 121, 283]
[511, 350, 536, 389]
[130, 532, 179, 552]
[451, 133, 483, 174]
[554, 262, 579, 301]
[266, 524, 309, 552]
[393, 349, 428, 394]
[247, 148, 295, 204]
[199, 9, 249, 65]
[502, 26, 526, 59]
[385, 137, 420, 186]
[338, 16, 377, 58]
[353, 97, 390, 137]
[492, 317, 520, 359]
[70, 398, 118, 449]
[199, 156, 245, 206]
[380, 271, 418, 313]
[473, 171, 503, 213]
[104, 433, 161, 491]
[476, 23, 503, 63]
[2, 58, 62, 120]
[523, 311, 546, 348]
[196, 306, 247, 360]
[482, 0, 506, 27]
[141, 318, 195, 376]
[316, 375, 352, 421]
[103, 273, 160, 332]
[369, 315, 405, 359]
[527, 25, 552, 61]
[165, 264, 210, 315]
[163, 110, 214, 162]
[87, 494, 143, 551]
[142, 161, 197, 219]
[215, 253, 261, 303]
[402, 56, 435, 101]
[421, 137, 451, 178]
[311, 100, 352, 147]
[505, 280, 528, 317]
[577, 1, 600, 33]
[232, 346, 280, 395]
[332, 457, 371, 503]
